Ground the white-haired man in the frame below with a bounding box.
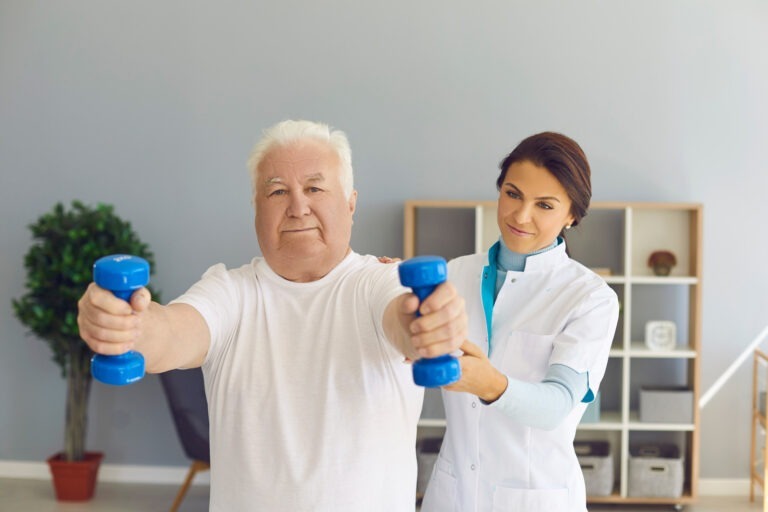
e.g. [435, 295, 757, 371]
[77, 120, 466, 511]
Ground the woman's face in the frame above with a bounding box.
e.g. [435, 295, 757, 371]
[496, 160, 575, 254]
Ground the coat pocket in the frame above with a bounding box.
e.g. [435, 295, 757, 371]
[494, 332, 557, 381]
[420, 456, 458, 512]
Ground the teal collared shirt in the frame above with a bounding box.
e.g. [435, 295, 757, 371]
[480, 241, 501, 353]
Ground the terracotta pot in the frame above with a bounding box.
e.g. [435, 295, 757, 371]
[46, 451, 104, 501]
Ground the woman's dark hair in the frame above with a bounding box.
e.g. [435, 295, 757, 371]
[496, 132, 592, 227]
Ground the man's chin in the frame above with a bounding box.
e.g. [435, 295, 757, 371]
[277, 241, 326, 259]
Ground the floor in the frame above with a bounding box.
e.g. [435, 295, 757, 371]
[0, 478, 209, 512]
[0, 478, 764, 511]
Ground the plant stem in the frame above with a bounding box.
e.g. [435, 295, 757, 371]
[64, 349, 92, 461]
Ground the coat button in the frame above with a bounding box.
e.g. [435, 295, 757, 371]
[471, 402, 477, 408]
[471, 464, 476, 471]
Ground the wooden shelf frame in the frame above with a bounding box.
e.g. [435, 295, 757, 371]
[750, 349, 768, 509]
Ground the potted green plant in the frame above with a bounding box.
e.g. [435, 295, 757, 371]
[12, 200, 159, 501]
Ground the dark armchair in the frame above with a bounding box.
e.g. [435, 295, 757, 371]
[159, 368, 210, 512]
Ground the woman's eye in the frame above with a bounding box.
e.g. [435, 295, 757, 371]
[506, 190, 520, 199]
[538, 202, 553, 210]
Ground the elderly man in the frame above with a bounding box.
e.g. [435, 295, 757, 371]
[77, 120, 466, 511]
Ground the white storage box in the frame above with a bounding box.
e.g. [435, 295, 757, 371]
[639, 386, 693, 423]
[628, 444, 684, 498]
[574, 440, 613, 496]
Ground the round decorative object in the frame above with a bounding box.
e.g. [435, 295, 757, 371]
[648, 250, 677, 277]
[645, 321, 677, 351]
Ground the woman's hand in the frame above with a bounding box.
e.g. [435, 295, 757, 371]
[377, 256, 401, 264]
[444, 340, 508, 403]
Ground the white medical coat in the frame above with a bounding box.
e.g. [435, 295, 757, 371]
[421, 242, 619, 512]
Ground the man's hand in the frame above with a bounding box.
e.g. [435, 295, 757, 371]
[77, 283, 151, 356]
[385, 281, 467, 361]
[444, 340, 508, 402]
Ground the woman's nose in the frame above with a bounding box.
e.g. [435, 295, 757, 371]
[513, 202, 532, 224]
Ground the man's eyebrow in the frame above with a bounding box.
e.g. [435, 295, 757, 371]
[263, 173, 326, 187]
[305, 173, 325, 183]
[503, 182, 562, 203]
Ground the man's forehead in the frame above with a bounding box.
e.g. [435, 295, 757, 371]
[258, 141, 338, 183]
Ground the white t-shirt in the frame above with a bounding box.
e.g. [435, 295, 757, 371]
[172, 252, 423, 511]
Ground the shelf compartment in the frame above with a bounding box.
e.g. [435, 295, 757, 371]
[629, 358, 693, 412]
[629, 206, 700, 278]
[630, 284, 692, 351]
[568, 208, 626, 277]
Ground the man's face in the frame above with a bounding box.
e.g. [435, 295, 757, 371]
[254, 139, 357, 282]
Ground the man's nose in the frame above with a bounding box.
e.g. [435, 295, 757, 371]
[287, 193, 311, 217]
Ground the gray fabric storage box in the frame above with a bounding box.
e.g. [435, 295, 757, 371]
[416, 437, 442, 497]
[628, 444, 684, 498]
[575, 440, 613, 496]
[639, 386, 693, 423]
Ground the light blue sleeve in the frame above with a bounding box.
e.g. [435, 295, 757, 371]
[485, 364, 589, 430]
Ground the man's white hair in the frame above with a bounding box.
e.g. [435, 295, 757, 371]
[247, 120, 354, 200]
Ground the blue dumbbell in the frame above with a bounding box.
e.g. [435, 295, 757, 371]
[90, 254, 149, 386]
[398, 255, 461, 387]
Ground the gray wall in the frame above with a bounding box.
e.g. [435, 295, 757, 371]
[1, 1, 766, 479]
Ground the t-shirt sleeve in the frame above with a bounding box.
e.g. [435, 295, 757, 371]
[169, 263, 241, 366]
[362, 260, 410, 353]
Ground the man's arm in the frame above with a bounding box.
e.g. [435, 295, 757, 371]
[77, 283, 210, 373]
[382, 281, 466, 362]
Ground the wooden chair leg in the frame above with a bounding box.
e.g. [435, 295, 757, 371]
[170, 460, 210, 512]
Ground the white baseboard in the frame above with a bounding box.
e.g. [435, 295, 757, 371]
[698, 478, 751, 496]
[0, 460, 751, 496]
[0, 460, 210, 485]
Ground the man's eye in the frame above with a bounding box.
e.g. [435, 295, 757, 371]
[269, 189, 287, 197]
[308, 187, 323, 193]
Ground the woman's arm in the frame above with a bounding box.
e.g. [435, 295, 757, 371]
[444, 340, 590, 430]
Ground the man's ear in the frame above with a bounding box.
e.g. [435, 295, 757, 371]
[348, 190, 358, 215]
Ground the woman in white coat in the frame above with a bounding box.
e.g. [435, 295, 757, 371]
[420, 132, 620, 512]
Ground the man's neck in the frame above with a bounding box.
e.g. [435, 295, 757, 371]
[271, 247, 352, 283]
